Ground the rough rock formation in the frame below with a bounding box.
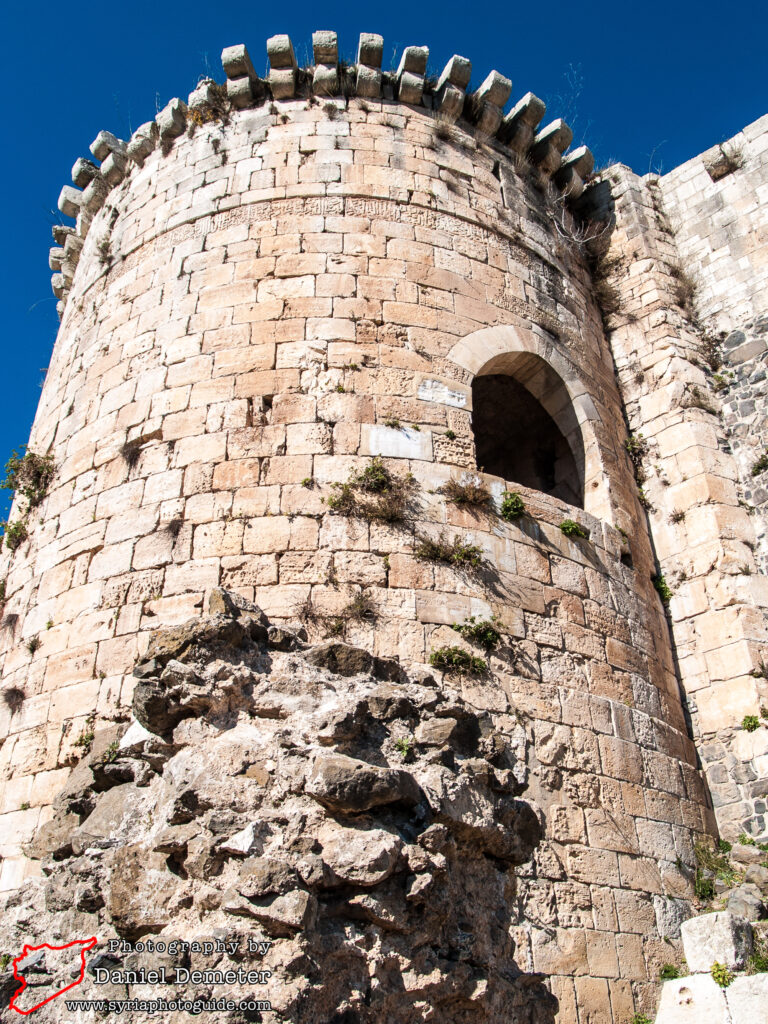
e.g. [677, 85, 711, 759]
[1, 589, 556, 1023]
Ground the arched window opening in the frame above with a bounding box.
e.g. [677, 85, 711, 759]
[471, 356, 585, 509]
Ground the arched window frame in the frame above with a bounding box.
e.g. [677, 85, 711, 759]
[446, 325, 614, 523]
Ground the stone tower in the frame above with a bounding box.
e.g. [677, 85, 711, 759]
[0, 27, 766, 1024]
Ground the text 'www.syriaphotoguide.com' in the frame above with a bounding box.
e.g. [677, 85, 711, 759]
[63, 997, 272, 1014]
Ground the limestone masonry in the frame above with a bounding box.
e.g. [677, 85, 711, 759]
[0, 27, 767, 1024]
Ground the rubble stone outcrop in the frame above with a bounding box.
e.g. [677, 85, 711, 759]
[1, 593, 557, 1022]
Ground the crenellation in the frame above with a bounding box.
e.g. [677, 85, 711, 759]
[470, 69, 513, 136]
[395, 44, 429, 106]
[355, 32, 383, 99]
[266, 33, 298, 100]
[531, 118, 574, 176]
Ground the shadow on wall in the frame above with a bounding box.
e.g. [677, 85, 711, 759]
[471, 355, 585, 509]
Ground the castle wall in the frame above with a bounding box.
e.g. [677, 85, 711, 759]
[659, 115, 768, 573]
[0, 67, 717, 1021]
[591, 115, 768, 842]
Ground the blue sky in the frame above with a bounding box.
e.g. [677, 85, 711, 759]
[1, 0, 766, 519]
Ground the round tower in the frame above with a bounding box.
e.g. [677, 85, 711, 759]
[0, 30, 716, 1022]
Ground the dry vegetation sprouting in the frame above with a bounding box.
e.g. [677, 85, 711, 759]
[325, 457, 417, 522]
[440, 478, 491, 509]
[1, 686, 26, 714]
[414, 532, 484, 568]
[668, 261, 698, 315]
[1, 447, 55, 552]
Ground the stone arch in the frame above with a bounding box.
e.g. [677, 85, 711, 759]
[446, 325, 612, 520]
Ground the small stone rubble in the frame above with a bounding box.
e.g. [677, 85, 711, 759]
[653, 910, 768, 1023]
[0, 589, 556, 1023]
[652, 837, 768, 1022]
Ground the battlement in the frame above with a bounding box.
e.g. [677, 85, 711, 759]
[51, 29, 594, 317]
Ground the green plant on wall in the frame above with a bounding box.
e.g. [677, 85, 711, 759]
[394, 736, 414, 761]
[500, 490, 525, 521]
[451, 616, 502, 651]
[560, 519, 589, 539]
[1, 519, 29, 552]
[658, 963, 682, 980]
[652, 574, 673, 604]
[710, 961, 733, 988]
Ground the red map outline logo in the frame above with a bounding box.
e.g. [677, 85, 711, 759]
[9, 937, 97, 1015]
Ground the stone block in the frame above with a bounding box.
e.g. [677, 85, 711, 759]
[268, 68, 295, 100]
[680, 911, 753, 972]
[473, 70, 512, 110]
[71, 157, 99, 188]
[725, 973, 768, 1019]
[361, 423, 432, 461]
[164, 559, 220, 596]
[101, 149, 128, 186]
[156, 98, 188, 140]
[437, 55, 472, 92]
[396, 45, 428, 76]
[313, 30, 338, 65]
[227, 76, 255, 109]
[655, 974, 730, 1023]
[126, 121, 157, 166]
[566, 846, 620, 887]
[357, 33, 383, 67]
[396, 46, 428, 105]
[221, 44, 256, 81]
[267, 34, 296, 69]
[531, 927, 588, 975]
[81, 174, 109, 214]
[57, 185, 82, 219]
[531, 119, 573, 174]
[573, 977, 612, 1019]
[90, 130, 126, 161]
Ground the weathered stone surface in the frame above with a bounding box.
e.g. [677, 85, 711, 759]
[726, 883, 765, 920]
[57, 185, 81, 218]
[105, 845, 180, 936]
[145, 614, 247, 664]
[744, 863, 768, 891]
[725, 972, 768, 1019]
[2, 600, 555, 1022]
[303, 641, 373, 676]
[318, 822, 402, 885]
[126, 121, 157, 165]
[24, 812, 79, 860]
[90, 130, 126, 161]
[71, 157, 99, 188]
[156, 98, 187, 139]
[680, 911, 753, 972]
[306, 751, 421, 812]
[655, 974, 729, 1023]
[221, 43, 256, 81]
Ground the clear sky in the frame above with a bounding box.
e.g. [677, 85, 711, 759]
[1, 0, 766, 520]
